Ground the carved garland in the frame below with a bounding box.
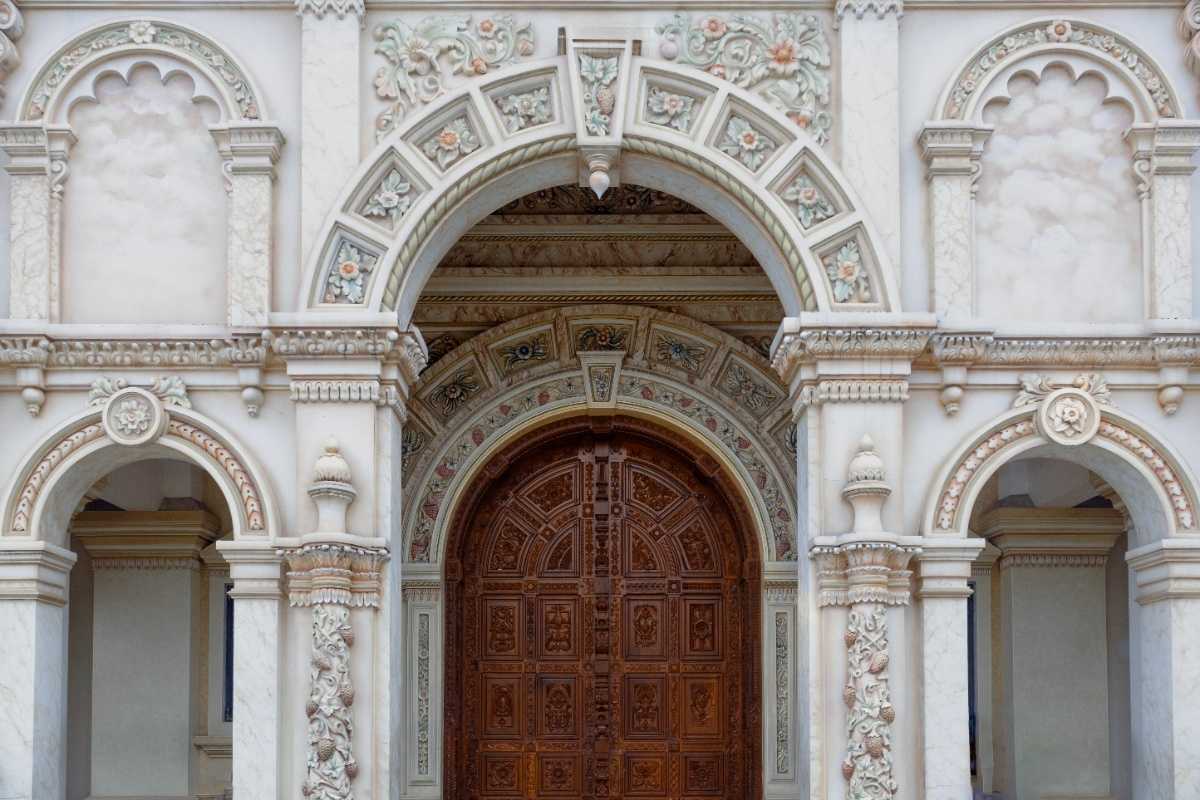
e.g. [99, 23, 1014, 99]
[305, 604, 357, 798]
[942, 18, 1180, 120]
[842, 606, 897, 796]
[775, 611, 790, 774]
[933, 411, 1196, 533]
[22, 20, 263, 121]
[8, 415, 266, 535]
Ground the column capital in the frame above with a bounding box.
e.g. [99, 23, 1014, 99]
[0, 539, 77, 604]
[216, 540, 284, 599]
[919, 122, 993, 180]
[914, 537, 985, 599]
[295, 0, 363, 22]
[1126, 537, 1200, 605]
[1126, 120, 1200, 178]
[210, 123, 285, 178]
[0, 123, 76, 176]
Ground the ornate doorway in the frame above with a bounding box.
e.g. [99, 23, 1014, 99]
[445, 418, 761, 800]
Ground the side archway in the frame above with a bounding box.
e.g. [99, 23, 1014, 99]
[922, 385, 1199, 545]
[0, 389, 279, 544]
[299, 55, 902, 322]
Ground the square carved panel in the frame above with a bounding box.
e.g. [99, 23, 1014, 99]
[537, 754, 582, 796]
[681, 675, 722, 739]
[681, 597, 722, 659]
[622, 674, 669, 738]
[537, 676, 579, 738]
[537, 596, 580, 659]
[480, 753, 523, 795]
[482, 598, 522, 659]
[481, 675, 522, 738]
[623, 753, 669, 796]
[682, 753, 724, 795]
[622, 596, 668, 660]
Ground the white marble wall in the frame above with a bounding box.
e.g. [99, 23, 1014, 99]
[63, 66, 227, 324]
[999, 562, 1114, 798]
[90, 566, 201, 795]
[976, 67, 1140, 324]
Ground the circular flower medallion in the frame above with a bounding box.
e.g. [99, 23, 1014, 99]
[102, 387, 168, 446]
[1036, 387, 1100, 446]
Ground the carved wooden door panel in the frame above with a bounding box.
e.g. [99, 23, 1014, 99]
[450, 428, 756, 800]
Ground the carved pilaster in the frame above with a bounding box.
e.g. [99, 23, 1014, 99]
[809, 437, 918, 799]
[210, 124, 284, 327]
[1126, 121, 1200, 319]
[0, 124, 76, 321]
[285, 442, 389, 800]
[919, 123, 992, 322]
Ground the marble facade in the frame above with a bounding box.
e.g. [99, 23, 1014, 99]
[1, 1, 1200, 799]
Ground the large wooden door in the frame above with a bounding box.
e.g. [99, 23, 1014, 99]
[446, 423, 759, 800]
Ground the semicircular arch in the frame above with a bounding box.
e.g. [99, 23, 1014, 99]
[300, 56, 901, 321]
[922, 395, 1200, 547]
[402, 305, 798, 567]
[1, 400, 279, 544]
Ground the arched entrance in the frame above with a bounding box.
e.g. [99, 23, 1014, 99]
[445, 416, 762, 800]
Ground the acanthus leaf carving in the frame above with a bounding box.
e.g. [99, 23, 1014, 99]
[1013, 373, 1113, 408]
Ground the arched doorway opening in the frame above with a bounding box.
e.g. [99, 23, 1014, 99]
[444, 415, 763, 800]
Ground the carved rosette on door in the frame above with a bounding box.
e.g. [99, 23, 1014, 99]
[446, 418, 760, 800]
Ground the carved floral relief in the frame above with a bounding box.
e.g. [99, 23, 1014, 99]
[360, 168, 415, 226]
[494, 85, 553, 132]
[782, 174, 836, 229]
[656, 13, 833, 144]
[717, 116, 777, 171]
[822, 240, 872, 303]
[323, 240, 378, 304]
[373, 15, 535, 139]
[420, 116, 482, 170]
[644, 87, 696, 132]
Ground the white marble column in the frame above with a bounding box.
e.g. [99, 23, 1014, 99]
[1127, 538, 1200, 800]
[216, 541, 285, 799]
[297, 0, 362, 260]
[0, 541, 76, 800]
[918, 123, 991, 321]
[0, 124, 75, 321]
[1127, 121, 1200, 319]
[835, 0, 903, 270]
[211, 124, 285, 327]
[915, 538, 983, 800]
